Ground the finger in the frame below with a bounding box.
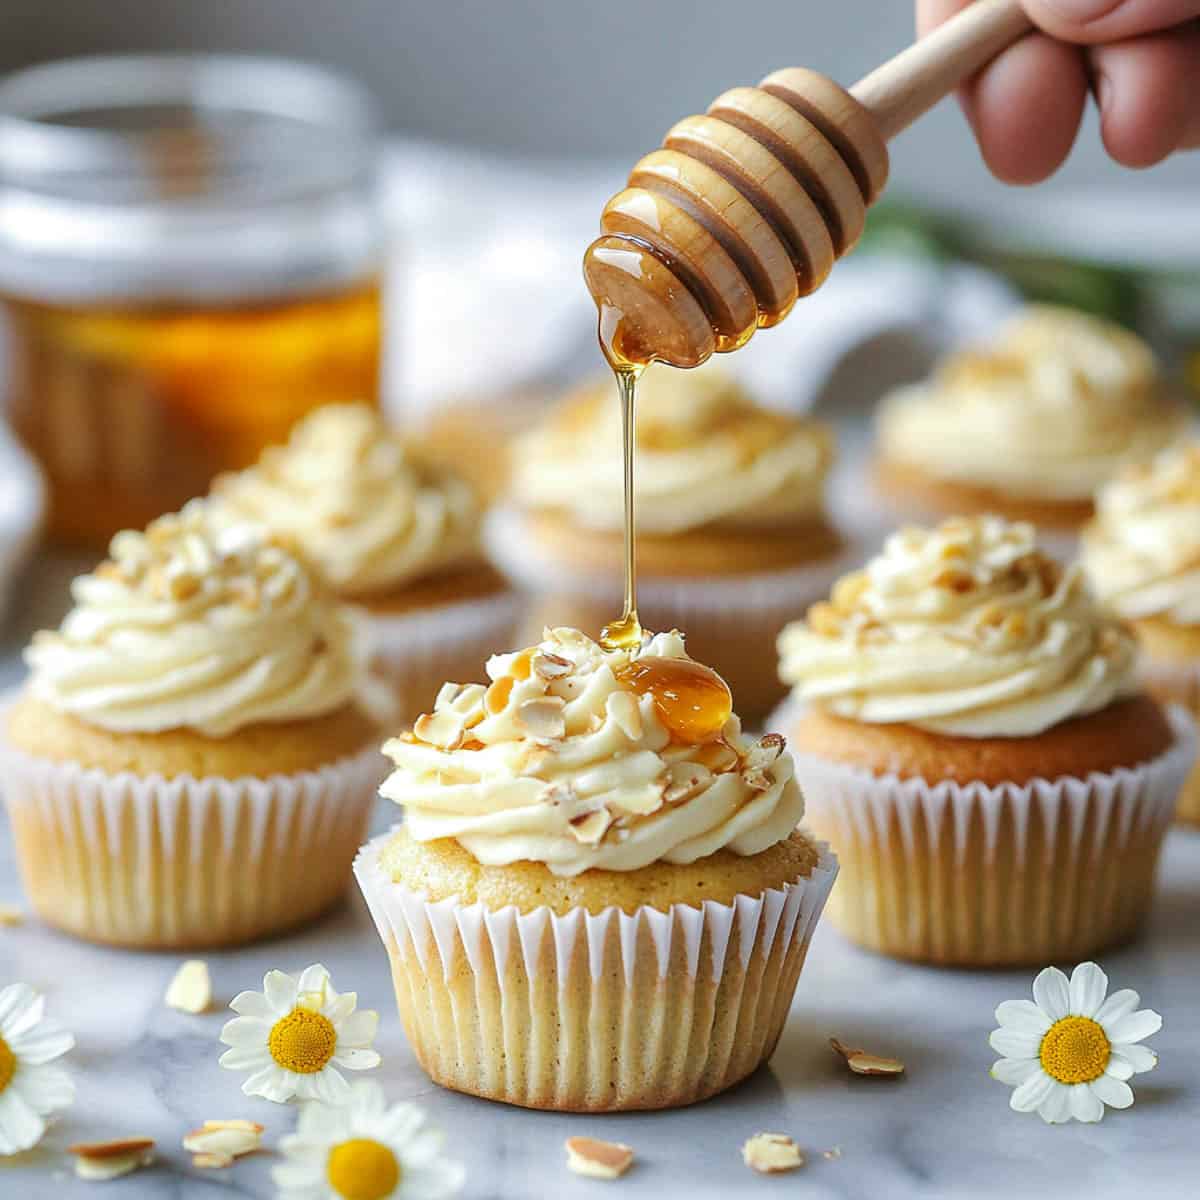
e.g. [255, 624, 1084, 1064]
[1089, 27, 1200, 165]
[916, 0, 974, 37]
[1021, 1, 1200, 45]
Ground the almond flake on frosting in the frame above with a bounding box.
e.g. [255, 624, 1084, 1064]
[533, 651, 572, 679]
[606, 690, 643, 741]
[742, 1132, 804, 1174]
[568, 808, 614, 845]
[164, 959, 212, 1014]
[565, 1136, 634, 1179]
[413, 710, 467, 751]
[517, 696, 566, 740]
[662, 762, 711, 805]
[70, 1137, 155, 1181]
[830, 1037, 905, 1076]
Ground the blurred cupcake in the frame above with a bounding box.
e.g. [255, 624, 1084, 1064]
[355, 625, 837, 1111]
[491, 365, 846, 718]
[1083, 442, 1200, 823]
[876, 306, 1187, 534]
[773, 515, 1194, 966]
[212, 403, 519, 717]
[1, 504, 385, 948]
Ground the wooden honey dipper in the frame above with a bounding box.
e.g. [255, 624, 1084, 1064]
[584, 0, 1034, 369]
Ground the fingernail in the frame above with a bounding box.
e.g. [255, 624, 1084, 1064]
[1039, 0, 1119, 23]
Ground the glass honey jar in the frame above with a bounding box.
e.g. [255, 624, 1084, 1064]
[0, 55, 384, 545]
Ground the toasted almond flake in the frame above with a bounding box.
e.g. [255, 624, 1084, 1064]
[694, 741, 738, 774]
[568, 808, 613, 846]
[742, 1132, 804, 1174]
[70, 1137, 156, 1160]
[164, 959, 212, 1014]
[183, 1120, 263, 1162]
[565, 1136, 634, 1180]
[606, 690, 643, 741]
[533, 651, 572, 680]
[662, 762, 711, 805]
[742, 767, 772, 793]
[518, 696, 566, 740]
[70, 1138, 155, 1182]
[743, 733, 785, 773]
[830, 1037, 905, 1076]
[413, 709, 466, 750]
[0, 904, 22, 926]
[192, 1151, 234, 1169]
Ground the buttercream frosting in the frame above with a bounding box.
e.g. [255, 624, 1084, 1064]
[1082, 442, 1200, 627]
[380, 627, 805, 875]
[778, 516, 1137, 737]
[878, 306, 1185, 502]
[25, 503, 366, 737]
[212, 403, 481, 596]
[512, 365, 833, 534]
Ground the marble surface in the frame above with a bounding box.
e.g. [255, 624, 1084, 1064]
[2, 552, 1199, 1199]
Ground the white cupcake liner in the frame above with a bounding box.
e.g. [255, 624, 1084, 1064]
[354, 829, 838, 1111]
[0, 737, 387, 949]
[367, 589, 522, 721]
[1141, 655, 1200, 824]
[768, 698, 1196, 965]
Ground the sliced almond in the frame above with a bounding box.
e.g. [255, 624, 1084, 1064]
[518, 696, 566, 740]
[568, 808, 613, 846]
[565, 1136, 634, 1180]
[413, 709, 466, 751]
[743, 1132, 804, 1174]
[742, 732, 785, 773]
[192, 1151, 235, 1169]
[742, 768, 773, 793]
[164, 959, 212, 1014]
[830, 1037, 905, 1076]
[0, 904, 23, 926]
[606, 690, 643, 741]
[70, 1137, 156, 1160]
[183, 1120, 263, 1163]
[662, 762, 711, 805]
[533, 651, 572, 680]
[70, 1138, 155, 1182]
[694, 740, 739, 775]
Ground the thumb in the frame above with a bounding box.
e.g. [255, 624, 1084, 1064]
[1021, 0, 1200, 43]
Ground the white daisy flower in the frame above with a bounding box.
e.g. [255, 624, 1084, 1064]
[273, 1079, 465, 1200]
[219, 964, 380, 1104]
[990, 961, 1162, 1124]
[0, 982, 75, 1155]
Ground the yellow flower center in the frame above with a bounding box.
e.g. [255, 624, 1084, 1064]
[327, 1138, 401, 1200]
[267, 1007, 337, 1074]
[0, 1035, 15, 1094]
[1039, 1015, 1111, 1084]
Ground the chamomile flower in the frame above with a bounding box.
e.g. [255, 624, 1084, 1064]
[219, 964, 380, 1104]
[273, 1079, 464, 1200]
[990, 961, 1162, 1124]
[0, 983, 75, 1155]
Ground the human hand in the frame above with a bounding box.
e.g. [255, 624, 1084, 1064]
[916, 0, 1200, 182]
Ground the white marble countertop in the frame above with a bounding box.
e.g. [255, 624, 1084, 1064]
[2, 553, 1199, 1200]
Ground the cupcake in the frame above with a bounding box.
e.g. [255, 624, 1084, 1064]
[773, 515, 1194, 967]
[354, 625, 837, 1112]
[875, 307, 1187, 534]
[1, 504, 385, 948]
[1082, 442, 1200, 823]
[211, 403, 519, 718]
[490, 364, 847, 718]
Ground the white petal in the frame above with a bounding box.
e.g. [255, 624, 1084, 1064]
[1094, 988, 1140, 1026]
[296, 964, 330, 997]
[219, 1044, 271, 1071]
[1110, 1043, 1157, 1075]
[333, 1048, 381, 1072]
[1104, 1009, 1163, 1046]
[264, 970, 299, 1014]
[1010, 1071, 1056, 1113]
[324, 993, 357, 1024]
[243, 1064, 297, 1103]
[4, 994, 47, 1040]
[219, 1016, 272, 1047]
[990, 1029, 1041, 1060]
[0, 983, 36, 1033]
[0, 1086, 48, 1155]
[351, 1080, 388, 1118]
[13, 1064, 74, 1113]
[1037, 1086, 1073, 1124]
[1032, 966, 1071, 1021]
[229, 990, 275, 1019]
[990, 1058, 1041, 1086]
[401, 1128, 447, 1168]
[994, 1000, 1052, 1036]
[1089, 1073, 1134, 1110]
[300, 1066, 350, 1106]
[8, 1026, 74, 1065]
[1104, 1055, 1134, 1081]
[400, 1160, 467, 1200]
[1068, 963, 1108, 1018]
[1069, 1083, 1105, 1123]
[336, 1010, 378, 1047]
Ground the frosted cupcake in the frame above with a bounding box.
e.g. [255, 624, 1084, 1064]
[876, 307, 1187, 533]
[1, 504, 384, 948]
[491, 365, 846, 717]
[773, 516, 1194, 966]
[212, 404, 519, 716]
[1083, 443, 1200, 823]
[354, 626, 837, 1111]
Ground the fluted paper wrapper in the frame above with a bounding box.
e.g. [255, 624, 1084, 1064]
[770, 700, 1196, 967]
[354, 830, 838, 1112]
[0, 740, 386, 949]
[486, 506, 851, 720]
[1142, 657, 1200, 825]
[367, 590, 522, 724]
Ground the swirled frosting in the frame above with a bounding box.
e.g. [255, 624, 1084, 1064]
[512, 365, 833, 534]
[878, 306, 1186, 502]
[778, 516, 1137, 737]
[25, 503, 366, 736]
[380, 627, 804, 875]
[1082, 442, 1200, 626]
[212, 404, 481, 596]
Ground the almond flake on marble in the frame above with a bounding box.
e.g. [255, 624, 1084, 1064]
[183, 1120, 263, 1165]
[606, 690, 643, 741]
[532, 651, 572, 680]
[742, 1132, 804, 1174]
[565, 1136, 634, 1179]
[518, 696, 566, 740]
[70, 1137, 155, 1181]
[164, 959, 212, 1014]
[413, 709, 467, 750]
[830, 1037, 905, 1076]
[0, 904, 23, 926]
